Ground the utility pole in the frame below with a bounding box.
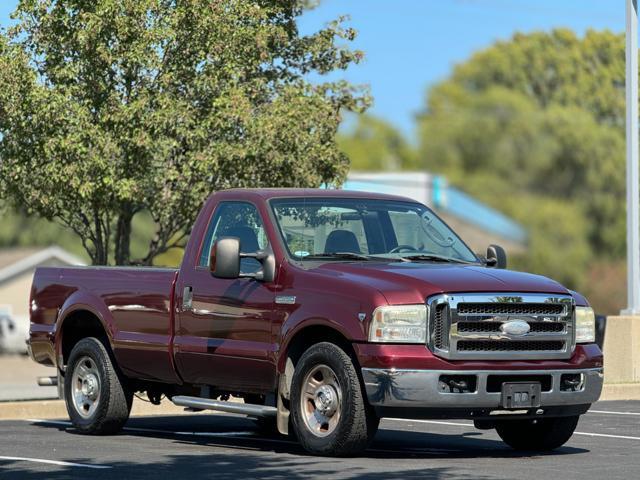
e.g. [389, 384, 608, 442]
[624, 0, 640, 314]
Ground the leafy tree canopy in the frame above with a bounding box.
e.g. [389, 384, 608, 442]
[442, 29, 625, 127]
[338, 114, 416, 171]
[0, 0, 369, 265]
[415, 29, 627, 294]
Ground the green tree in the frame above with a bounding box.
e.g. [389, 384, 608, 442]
[338, 114, 416, 170]
[444, 29, 625, 126]
[419, 86, 625, 258]
[0, 0, 369, 265]
[418, 29, 627, 299]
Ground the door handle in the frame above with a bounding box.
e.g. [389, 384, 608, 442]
[182, 286, 193, 311]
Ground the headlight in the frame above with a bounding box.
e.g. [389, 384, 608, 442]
[368, 305, 427, 343]
[575, 306, 596, 343]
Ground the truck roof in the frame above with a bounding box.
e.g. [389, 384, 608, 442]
[211, 188, 418, 203]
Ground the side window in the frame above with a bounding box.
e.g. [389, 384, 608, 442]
[199, 202, 267, 273]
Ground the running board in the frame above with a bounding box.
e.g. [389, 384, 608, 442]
[171, 395, 277, 418]
[37, 376, 58, 387]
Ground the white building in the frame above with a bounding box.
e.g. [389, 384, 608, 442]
[0, 246, 84, 354]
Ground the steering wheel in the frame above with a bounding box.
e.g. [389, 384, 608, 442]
[389, 245, 419, 254]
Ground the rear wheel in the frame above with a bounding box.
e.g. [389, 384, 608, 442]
[495, 415, 579, 451]
[64, 337, 133, 434]
[290, 342, 379, 456]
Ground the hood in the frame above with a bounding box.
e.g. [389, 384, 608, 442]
[314, 261, 570, 304]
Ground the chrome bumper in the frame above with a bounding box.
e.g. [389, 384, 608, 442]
[362, 367, 603, 409]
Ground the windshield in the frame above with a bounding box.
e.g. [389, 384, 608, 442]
[270, 197, 478, 263]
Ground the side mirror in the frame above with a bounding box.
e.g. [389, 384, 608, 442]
[486, 244, 507, 269]
[210, 237, 241, 279]
[210, 236, 277, 282]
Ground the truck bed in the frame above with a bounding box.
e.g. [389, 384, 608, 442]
[30, 266, 180, 383]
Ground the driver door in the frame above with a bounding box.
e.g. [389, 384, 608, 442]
[175, 201, 277, 393]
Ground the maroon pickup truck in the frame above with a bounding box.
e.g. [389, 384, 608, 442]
[28, 189, 603, 456]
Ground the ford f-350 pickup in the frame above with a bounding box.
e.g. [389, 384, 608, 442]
[28, 189, 603, 456]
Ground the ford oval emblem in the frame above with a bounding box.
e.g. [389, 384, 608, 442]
[500, 320, 530, 336]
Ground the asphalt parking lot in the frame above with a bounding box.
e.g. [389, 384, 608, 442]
[1, 400, 639, 479]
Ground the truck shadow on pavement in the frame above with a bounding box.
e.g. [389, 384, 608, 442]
[8, 415, 588, 480]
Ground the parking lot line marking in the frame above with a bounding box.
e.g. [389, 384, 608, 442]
[385, 419, 474, 427]
[589, 410, 640, 416]
[574, 432, 640, 441]
[0, 455, 112, 469]
[386, 417, 640, 441]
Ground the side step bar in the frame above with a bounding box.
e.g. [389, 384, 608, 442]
[37, 376, 58, 387]
[171, 395, 277, 418]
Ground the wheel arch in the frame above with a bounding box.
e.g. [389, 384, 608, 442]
[56, 297, 114, 370]
[276, 322, 362, 436]
[279, 323, 358, 373]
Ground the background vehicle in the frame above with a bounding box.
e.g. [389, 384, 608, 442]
[28, 189, 602, 456]
[0, 312, 25, 354]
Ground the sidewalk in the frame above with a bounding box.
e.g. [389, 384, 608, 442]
[0, 397, 191, 420]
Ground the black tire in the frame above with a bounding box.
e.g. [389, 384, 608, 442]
[64, 337, 133, 435]
[495, 415, 579, 451]
[290, 342, 379, 456]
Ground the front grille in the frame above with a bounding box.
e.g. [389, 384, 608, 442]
[428, 293, 575, 360]
[457, 340, 565, 352]
[456, 303, 565, 316]
[457, 321, 565, 334]
[433, 304, 447, 350]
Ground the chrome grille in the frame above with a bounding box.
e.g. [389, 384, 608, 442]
[427, 293, 575, 360]
[457, 321, 565, 334]
[433, 304, 448, 350]
[457, 340, 566, 352]
[456, 303, 564, 316]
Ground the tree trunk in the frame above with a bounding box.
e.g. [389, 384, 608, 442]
[114, 209, 133, 265]
[93, 210, 108, 265]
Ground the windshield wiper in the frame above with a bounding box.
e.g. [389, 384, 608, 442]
[302, 252, 372, 261]
[400, 254, 477, 265]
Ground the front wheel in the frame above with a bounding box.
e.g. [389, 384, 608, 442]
[495, 415, 579, 451]
[290, 342, 379, 456]
[64, 337, 133, 435]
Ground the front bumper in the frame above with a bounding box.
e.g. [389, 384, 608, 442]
[362, 367, 603, 411]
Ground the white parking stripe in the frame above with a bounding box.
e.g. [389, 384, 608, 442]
[574, 432, 640, 441]
[0, 455, 112, 469]
[386, 417, 640, 441]
[385, 418, 473, 427]
[26, 415, 640, 448]
[589, 410, 640, 416]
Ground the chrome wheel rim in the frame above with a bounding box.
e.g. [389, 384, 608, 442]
[71, 356, 101, 419]
[300, 364, 342, 437]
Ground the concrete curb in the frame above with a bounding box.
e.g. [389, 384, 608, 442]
[601, 383, 640, 401]
[0, 398, 194, 421]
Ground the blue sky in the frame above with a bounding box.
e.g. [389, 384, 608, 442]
[0, 1, 625, 139]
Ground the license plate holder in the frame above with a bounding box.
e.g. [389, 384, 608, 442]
[501, 382, 541, 409]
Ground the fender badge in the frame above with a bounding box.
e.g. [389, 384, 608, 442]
[275, 295, 296, 305]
